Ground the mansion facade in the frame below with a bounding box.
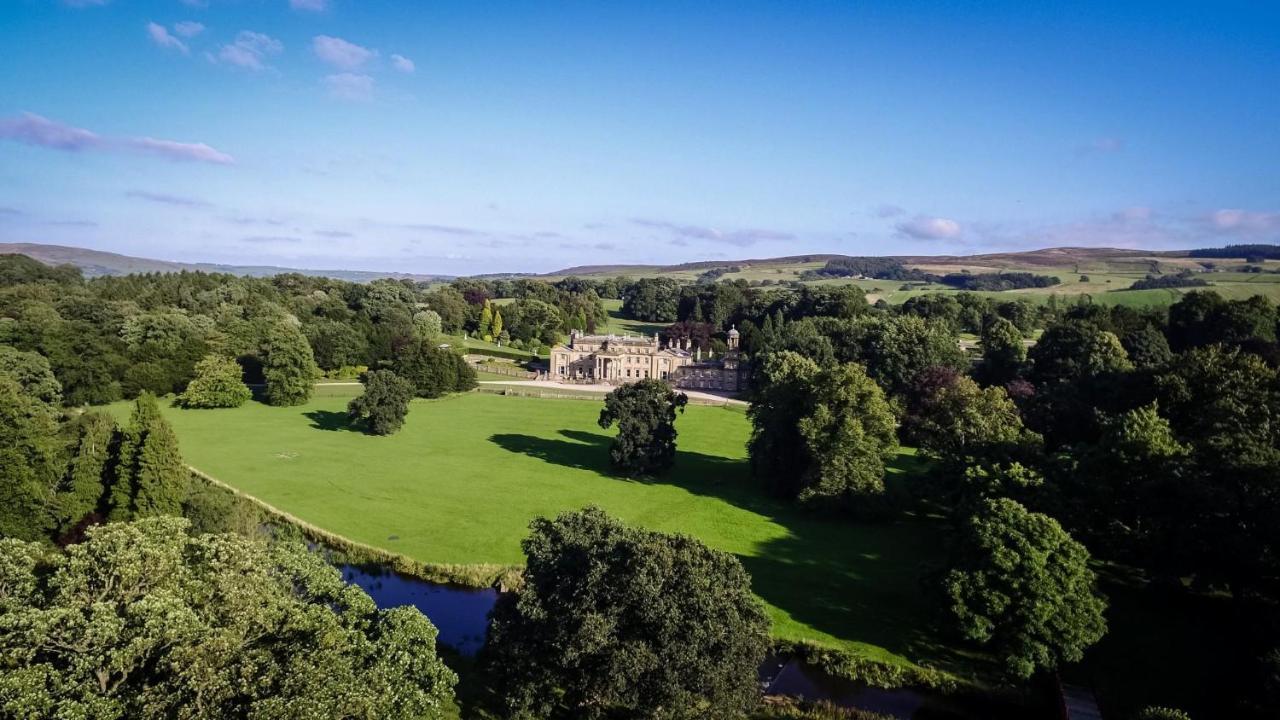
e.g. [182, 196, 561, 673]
[549, 327, 748, 392]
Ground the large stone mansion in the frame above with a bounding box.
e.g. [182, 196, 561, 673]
[548, 327, 748, 392]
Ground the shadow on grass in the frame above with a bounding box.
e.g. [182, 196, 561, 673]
[487, 428, 987, 680]
[305, 410, 362, 432]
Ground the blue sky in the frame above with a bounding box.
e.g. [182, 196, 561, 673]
[1, 0, 1277, 274]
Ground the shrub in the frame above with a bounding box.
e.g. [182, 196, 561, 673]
[176, 355, 251, 408]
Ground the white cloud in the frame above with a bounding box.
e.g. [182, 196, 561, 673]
[173, 21, 205, 38]
[0, 112, 234, 165]
[147, 22, 188, 54]
[290, 0, 328, 11]
[895, 216, 962, 240]
[313, 35, 376, 70]
[324, 73, 375, 102]
[212, 31, 283, 71]
[391, 54, 415, 73]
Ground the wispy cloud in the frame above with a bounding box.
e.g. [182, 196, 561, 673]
[173, 21, 205, 38]
[290, 0, 328, 11]
[313, 35, 376, 70]
[324, 73, 375, 102]
[895, 216, 962, 240]
[46, 219, 98, 227]
[0, 112, 234, 164]
[1207, 209, 1280, 238]
[314, 229, 353, 238]
[1077, 136, 1125, 156]
[211, 31, 282, 71]
[132, 137, 233, 164]
[127, 190, 214, 208]
[242, 235, 303, 244]
[873, 203, 905, 218]
[400, 223, 485, 237]
[147, 22, 188, 54]
[391, 54, 415, 73]
[630, 218, 794, 246]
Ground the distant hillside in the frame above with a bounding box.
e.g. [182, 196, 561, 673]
[0, 243, 453, 282]
[545, 247, 1202, 278]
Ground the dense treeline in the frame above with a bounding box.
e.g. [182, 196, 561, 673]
[936, 271, 1061, 291]
[741, 287, 1280, 714]
[0, 254, 629, 405]
[1189, 244, 1280, 261]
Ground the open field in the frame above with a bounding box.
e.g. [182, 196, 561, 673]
[110, 386, 980, 681]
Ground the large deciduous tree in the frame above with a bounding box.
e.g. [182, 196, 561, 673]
[978, 316, 1027, 386]
[748, 352, 897, 510]
[0, 376, 62, 541]
[483, 507, 770, 720]
[395, 339, 478, 398]
[597, 379, 689, 476]
[175, 354, 251, 408]
[795, 362, 898, 511]
[347, 370, 415, 435]
[0, 517, 457, 719]
[262, 321, 319, 406]
[943, 498, 1107, 680]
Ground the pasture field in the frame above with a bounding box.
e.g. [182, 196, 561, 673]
[112, 386, 980, 681]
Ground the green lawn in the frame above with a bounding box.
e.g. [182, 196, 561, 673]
[114, 386, 977, 680]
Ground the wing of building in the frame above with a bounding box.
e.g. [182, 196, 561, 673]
[549, 326, 747, 392]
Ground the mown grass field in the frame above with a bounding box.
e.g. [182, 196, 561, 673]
[111, 386, 979, 680]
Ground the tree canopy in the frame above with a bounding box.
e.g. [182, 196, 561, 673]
[943, 498, 1107, 680]
[0, 517, 457, 719]
[597, 379, 689, 476]
[483, 507, 770, 720]
[347, 370, 415, 435]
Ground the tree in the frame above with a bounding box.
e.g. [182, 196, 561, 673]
[491, 308, 504, 340]
[597, 379, 689, 476]
[863, 315, 968, 396]
[347, 370, 415, 435]
[55, 411, 116, 534]
[1121, 324, 1173, 370]
[483, 507, 769, 720]
[479, 299, 494, 339]
[413, 309, 443, 340]
[978, 317, 1026, 386]
[262, 321, 319, 406]
[396, 340, 478, 398]
[621, 277, 682, 322]
[0, 376, 62, 541]
[0, 345, 63, 407]
[943, 498, 1107, 680]
[110, 393, 187, 521]
[748, 351, 820, 499]
[911, 376, 1039, 469]
[1063, 403, 1191, 565]
[175, 354, 251, 408]
[795, 362, 898, 511]
[0, 517, 457, 718]
[304, 319, 369, 370]
[1135, 708, 1192, 720]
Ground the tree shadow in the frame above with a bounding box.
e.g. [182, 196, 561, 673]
[485, 428, 991, 681]
[305, 410, 362, 432]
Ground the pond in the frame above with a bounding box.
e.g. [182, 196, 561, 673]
[338, 563, 498, 656]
